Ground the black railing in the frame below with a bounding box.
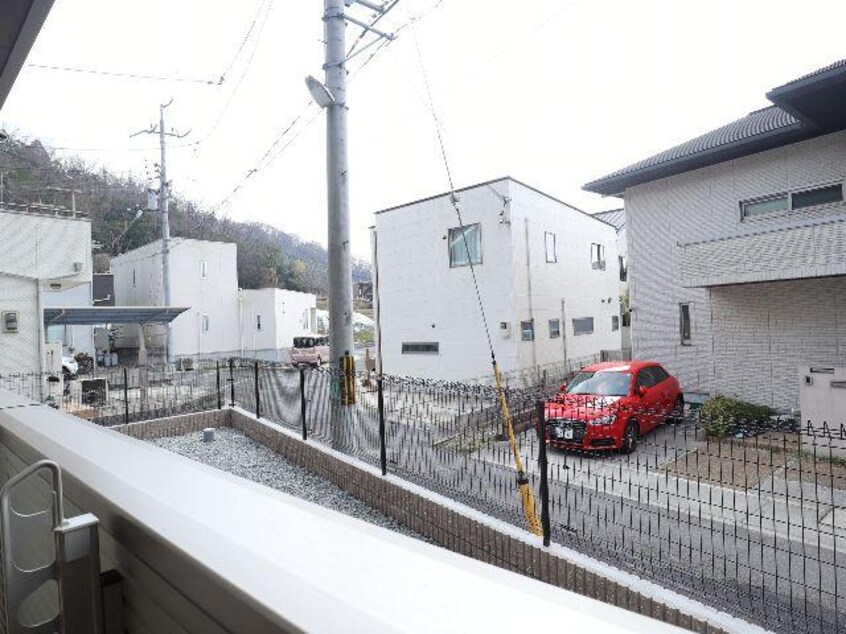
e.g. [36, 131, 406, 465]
[3, 360, 844, 633]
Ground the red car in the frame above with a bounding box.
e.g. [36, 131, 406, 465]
[544, 361, 684, 453]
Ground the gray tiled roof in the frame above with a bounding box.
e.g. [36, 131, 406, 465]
[585, 107, 801, 191]
[592, 208, 625, 230]
[584, 57, 846, 197]
[771, 58, 846, 91]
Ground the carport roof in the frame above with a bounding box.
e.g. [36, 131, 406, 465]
[43, 306, 188, 326]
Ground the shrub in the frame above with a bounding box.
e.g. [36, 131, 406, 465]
[700, 396, 776, 438]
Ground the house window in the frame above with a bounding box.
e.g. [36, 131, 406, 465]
[132, 269, 136, 287]
[741, 194, 788, 218]
[544, 232, 557, 263]
[612, 315, 620, 331]
[548, 318, 560, 338]
[619, 255, 627, 282]
[448, 224, 482, 267]
[521, 320, 534, 341]
[256, 314, 262, 331]
[200, 260, 208, 279]
[679, 303, 692, 345]
[572, 317, 594, 336]
[741, 183, 844, 219]
[590, 243, 606, 270]
[622, 311, 631, 327]
[402, 342, 439, 354]
[792, 184, 843, 209]
[202, 315, 210, 334]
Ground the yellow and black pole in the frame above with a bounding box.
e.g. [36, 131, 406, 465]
[493, 361, 542, 536]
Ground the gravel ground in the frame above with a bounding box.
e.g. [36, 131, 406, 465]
[148, 427, 427, 541]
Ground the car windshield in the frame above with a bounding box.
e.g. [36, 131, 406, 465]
[293, 337, 315, 349]
[567, 371, 630, 397]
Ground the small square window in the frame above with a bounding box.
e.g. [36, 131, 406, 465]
[612, 315, 620, 331]
[132, 269, 136, 287]
[679, 303, 692, 345]
[573, 317, 594, 335]
[521, 320, 534, 341]
[202, 315, 210, 334]
[544, 232, 557, 263]
[200, 260, 208, 279]
[256, 314, 262, 331]
[548, 318, 560, 338]
[448, 224, 482, 267]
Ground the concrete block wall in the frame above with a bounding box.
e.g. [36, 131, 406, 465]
[115, 407, 755, 633]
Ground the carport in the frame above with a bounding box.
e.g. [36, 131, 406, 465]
[43, 306, 188, 366]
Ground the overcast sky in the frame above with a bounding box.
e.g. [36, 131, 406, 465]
[3, 0, 845, 258]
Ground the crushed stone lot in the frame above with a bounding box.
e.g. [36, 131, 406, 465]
[149, 427, 428, 541]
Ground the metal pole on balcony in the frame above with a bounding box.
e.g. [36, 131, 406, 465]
[229, 358, 235, 407]
[378, 375, 387, 476]
[535, 400, 551, 547]
[254, 361, 261, 419]
[300, 365, 308, 441]
[123, 367, 129, 425]
[216, 360, 221, 410]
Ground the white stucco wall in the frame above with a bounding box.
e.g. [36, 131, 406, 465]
[625, 130, 846, 410]
[0, 210, 92, 375]
[236, 289, 317, 362]
[43, 283, 94, 357]
[373, 179, 621, 381]
[507, 184, 621, 369]
[112, 239, 240, 358]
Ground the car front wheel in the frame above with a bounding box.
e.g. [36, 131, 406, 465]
[622, 420, 639, 454]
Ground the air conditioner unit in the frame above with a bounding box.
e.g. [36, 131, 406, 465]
[592, 260, 607, 271]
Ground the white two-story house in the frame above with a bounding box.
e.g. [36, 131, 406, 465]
[112, 239, 241, 361]
[584, 58, 846, 411]
[371, 177, 622, 381]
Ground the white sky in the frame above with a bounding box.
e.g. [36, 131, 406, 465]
[3, 0, 845, 259]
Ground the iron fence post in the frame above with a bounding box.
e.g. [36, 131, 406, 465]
[254, 361, 261, 419]
[300, 366, 308, 441]
[229, 358, 235, 407]
[377, 376, 387, 476]
[216, 360, 221, 410]
[123, 368, 129, 425]
[535, 399, 550, 547]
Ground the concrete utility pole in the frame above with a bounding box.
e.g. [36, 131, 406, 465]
[131, 100, 189, 366]
[311, 1, 396, 368]
[324, 0, 354, 367]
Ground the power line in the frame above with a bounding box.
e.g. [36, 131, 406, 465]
[190, 0, 275, 153]
[25, 63, 219, 85]
[217, 0, 271, 84]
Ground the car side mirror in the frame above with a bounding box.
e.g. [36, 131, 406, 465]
[636, 385, 648, 397]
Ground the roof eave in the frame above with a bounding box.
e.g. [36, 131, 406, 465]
[583, 122, 810, 196]
[0, 0, 55, 110]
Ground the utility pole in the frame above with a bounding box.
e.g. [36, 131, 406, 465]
[131, 100, 189, 367]
[315, 0, 396, 368]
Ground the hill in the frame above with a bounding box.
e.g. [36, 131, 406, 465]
[0, 135, 371, 294]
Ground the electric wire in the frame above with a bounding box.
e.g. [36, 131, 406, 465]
[217, 0, 271, 84]
[25, 63, 219, 85]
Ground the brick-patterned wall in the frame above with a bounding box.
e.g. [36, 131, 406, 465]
[110, 409, 229, 439]
[626, 130, 846, 408]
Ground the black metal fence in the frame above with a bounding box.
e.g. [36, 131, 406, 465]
[3, 360, 844, 633]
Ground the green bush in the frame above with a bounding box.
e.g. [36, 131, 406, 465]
[700, 396, 776, 438]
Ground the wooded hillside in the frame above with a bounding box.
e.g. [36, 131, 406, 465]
[0, 136, 371, 294]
